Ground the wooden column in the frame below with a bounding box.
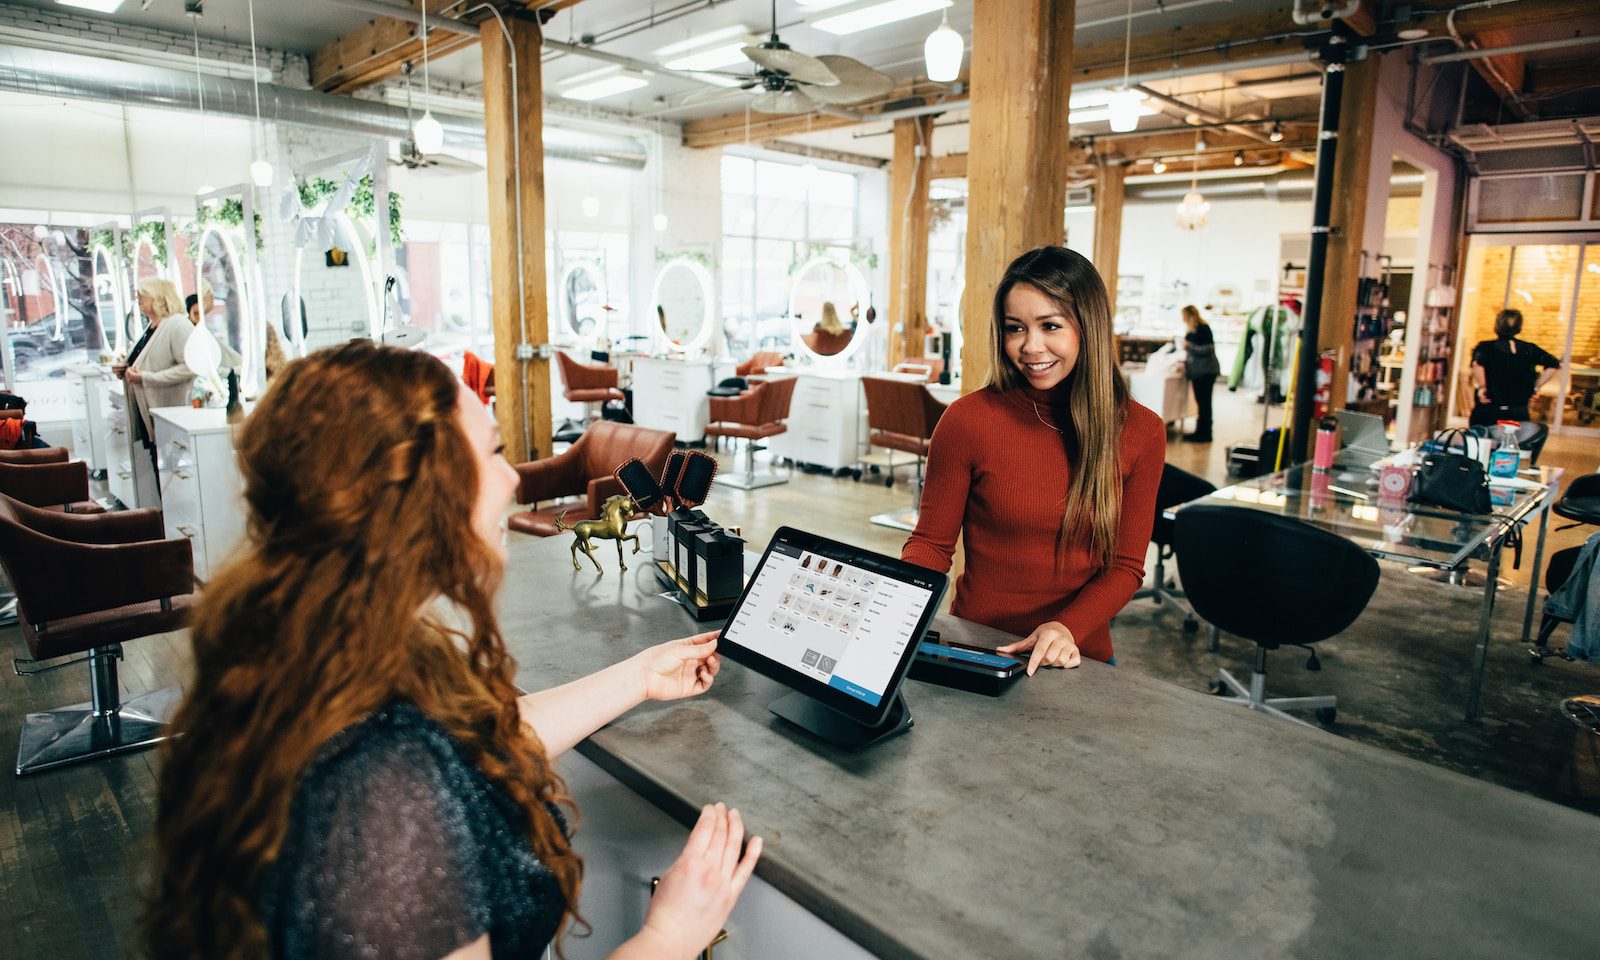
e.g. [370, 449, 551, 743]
[1316, 55, 1380, 412]
[888, 115, 934, 368]
[1092, 161, 1126, 308]
[482, 16, 551, 464]
[960, 0, 1075, 392]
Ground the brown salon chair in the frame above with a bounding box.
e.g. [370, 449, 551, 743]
[0, 492, 194, 774]
[737, 352, 784, 378]
[859, 376, 948, 530]
[555, 350, 625, 441]
[0, 447, 105, 514]
[705, 376, 799, 490]
[509, 420, 676, 537]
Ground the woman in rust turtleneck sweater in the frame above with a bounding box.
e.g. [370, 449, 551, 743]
[903, 246, 1165, 673]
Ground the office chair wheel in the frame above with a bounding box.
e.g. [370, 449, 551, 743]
[849, 468, 862, 481]
[1315, 707, 1337, 726]
[885, 477, 895, 488]
[1183, 616, 1199, 633]
[1208, 679, 1230, 696]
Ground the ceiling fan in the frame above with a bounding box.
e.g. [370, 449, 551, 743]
[391, 61, 483, 175]
[689, 0, 894, 114]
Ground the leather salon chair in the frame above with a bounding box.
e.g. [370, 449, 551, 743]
[1175, 504, 1380, 726]
[1132, 464, 1217, 631]
[0, 492, 194, 774]
[737, 352, 784, 377]
[859, 376, 947, 531]
[0, 447, 105, 514]
[555, 350, 625, 443]
[509, 420, 675, 537]
[705, 376, 799, 490]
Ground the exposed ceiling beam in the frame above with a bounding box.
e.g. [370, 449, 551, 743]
[1134, 84, 1317, 165]
[682, 80, 963, 149]
[1408, 0, 1598, 35]
[312, 0, 589, 95]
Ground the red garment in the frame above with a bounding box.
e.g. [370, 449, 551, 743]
[902, 384, 1166, 663]
[461, 351, 494, 406]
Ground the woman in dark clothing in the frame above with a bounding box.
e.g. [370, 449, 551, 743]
[1470, 308, 1561, 426]
[1182, 305, 1220, 442]
[145, 342, 760, 960]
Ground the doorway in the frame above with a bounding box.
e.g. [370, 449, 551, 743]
[1452, 233, 1600, 436]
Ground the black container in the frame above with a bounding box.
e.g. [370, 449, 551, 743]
[693, 530, 744, 604]
[666, 508, 709, 579]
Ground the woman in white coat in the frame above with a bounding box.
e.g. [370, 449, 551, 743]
[123, 278, 194, 445]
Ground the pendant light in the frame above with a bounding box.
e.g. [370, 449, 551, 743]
[1106, 0, 1141, 133]
[1175, 133, 1209, 231]
[413, 0, 445, 155]
[923, 10, 963, 83]
[246, 0, 272, 186]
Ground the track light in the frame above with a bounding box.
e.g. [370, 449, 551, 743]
[1269, 122, 1284, 143]
[1234, 150, 1244, 166]
[1152, 159, 1167, 174]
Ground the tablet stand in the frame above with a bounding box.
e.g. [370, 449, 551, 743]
[768, 690, 912, 752]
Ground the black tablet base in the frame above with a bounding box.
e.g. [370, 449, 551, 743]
[768, 690, 912, 752]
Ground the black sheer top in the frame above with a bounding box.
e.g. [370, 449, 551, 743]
[260, 702, 566, 960]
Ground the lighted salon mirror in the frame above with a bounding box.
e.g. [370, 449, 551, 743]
[182, 316, 224, 400]
[127, 235, 166, 344]
[91, 245, 124, 351]
[33, 253, 90, 357]
[195, 225, 252, 367]
[560, 262, 607, 339]
[292, 210, 378, 353]
[789, 256, 867, 362]
[652, 258, 714, 353]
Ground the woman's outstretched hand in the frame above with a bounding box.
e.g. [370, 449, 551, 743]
[635, 631, 721, 702]
[996, 620, 1082, 675]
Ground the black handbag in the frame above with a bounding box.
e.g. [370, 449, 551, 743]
[1408, 429, 1491, 514]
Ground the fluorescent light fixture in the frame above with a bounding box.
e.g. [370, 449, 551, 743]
[688, 72, 743, 88]
[562, 74, 650, 102]
[662, 42, 750, 72]
[795, 0, 857, 8]
[654, 25, 751, 59]
[1068, 104, 1157, 125]
[814, 0, 952, 37]
[57, 0, 126, 13]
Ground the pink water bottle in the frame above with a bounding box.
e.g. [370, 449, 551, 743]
[1313, 416, 1337, 472]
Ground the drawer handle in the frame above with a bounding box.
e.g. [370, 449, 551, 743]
[172, 470, 192, 480]
[116, 470, 131, 479]
[176, 525, 196, 538]
[807, 435, 829, 442]
[170, 441, 188, 452]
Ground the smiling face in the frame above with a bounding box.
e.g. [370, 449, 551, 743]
[1002, 282, 1081, 392]
[454, 382, 518, 559]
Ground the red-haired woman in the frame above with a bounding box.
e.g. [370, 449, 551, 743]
[904, 246, 1166, 673]
[144, 342, 759, 960]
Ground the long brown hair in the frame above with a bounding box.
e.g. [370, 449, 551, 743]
[985, 246, 1129, 570]
[143, 341, 581, 959]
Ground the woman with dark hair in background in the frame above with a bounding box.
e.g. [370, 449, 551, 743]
[1470, 308, 1561, 426]
[903, 246, 1165, 673]
[144, 342, 760, 960]
[1181, 305, 1220, 442]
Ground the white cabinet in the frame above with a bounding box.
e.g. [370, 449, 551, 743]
[104, 380, 160, 509]
[71, 366, 113, 477]
[631, 357, 733, 444]
[557, 752, 878, 960]
[768, 370, 864, 472]
[152, 407, 246, 582]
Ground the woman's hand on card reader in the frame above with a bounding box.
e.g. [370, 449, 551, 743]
[634, 631, 722, 702]
[995, 621, 1082, 675]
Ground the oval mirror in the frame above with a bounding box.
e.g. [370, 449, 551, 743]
[195, 225, 253, 383]
[291, 210, 377, 354]
[90, 245, 124, 353]
[789, 256, 866, 362]
[561, 262, 606, 339]
[127, 235, 165, 346]
[652, 258, 714, 352]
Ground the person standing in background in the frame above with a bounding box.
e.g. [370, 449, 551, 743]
[1182, 305, 1220, 442]
[1470, 308, 1561, 425]
[122, 278, 193, 447]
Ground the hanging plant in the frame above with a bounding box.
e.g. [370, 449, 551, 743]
[655, 249, 713, 270]
[180, 199, 266, 253]
[790, 240, 877, 275]
[130, 220, 169, 266]
[295, 174, 405, 248]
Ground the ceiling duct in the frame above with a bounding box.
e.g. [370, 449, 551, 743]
[0, 43, 647, 170]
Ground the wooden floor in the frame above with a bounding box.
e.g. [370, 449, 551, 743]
[2, 387, 1597, 958]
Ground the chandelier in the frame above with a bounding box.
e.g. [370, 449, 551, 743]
[1175, 131, 1209, 230]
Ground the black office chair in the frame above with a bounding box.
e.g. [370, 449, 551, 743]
[1555, 473, 1600, 529]
[1174, 504, 1381, 726]
[1467, 421, 1548, 467]
[1132, 464, 1216, 632]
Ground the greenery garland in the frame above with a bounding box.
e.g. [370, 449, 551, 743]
[296, 174, 405, 248]
[789, 240, 878, 275]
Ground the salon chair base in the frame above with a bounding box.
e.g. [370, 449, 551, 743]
[720, 442, 788, 491]
[15, 647, 181, 776]
[1211, 648, 1336, 728]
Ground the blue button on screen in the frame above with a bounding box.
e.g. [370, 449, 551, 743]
[827, 675, 881, 707]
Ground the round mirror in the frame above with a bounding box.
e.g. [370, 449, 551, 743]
[91, 245, 124, 353]
[560, 262, 607, 339]
[292, 210, 377, 354]
[652, 258, 714, 353]
[789, 256, 867, 362]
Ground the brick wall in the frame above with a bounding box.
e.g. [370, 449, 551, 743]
[1463, 243, 1599, 362]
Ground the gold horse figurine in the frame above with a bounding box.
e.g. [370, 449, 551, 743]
[556, 494, 642, 574]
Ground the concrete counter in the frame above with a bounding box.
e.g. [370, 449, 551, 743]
[499, 532, 1595, 959]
